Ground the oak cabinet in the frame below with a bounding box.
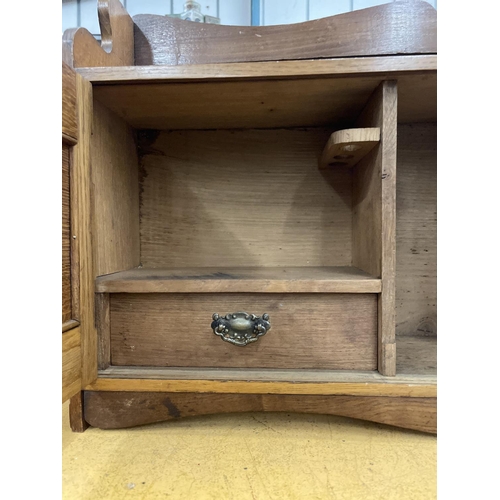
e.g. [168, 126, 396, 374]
[62, 0, 437, 433]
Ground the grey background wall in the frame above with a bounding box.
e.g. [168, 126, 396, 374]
[63, 0, 436, 34]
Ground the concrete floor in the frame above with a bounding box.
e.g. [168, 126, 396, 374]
[63, 401, 436, 499]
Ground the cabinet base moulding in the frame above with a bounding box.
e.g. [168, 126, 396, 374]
[84, 391, 437, 434]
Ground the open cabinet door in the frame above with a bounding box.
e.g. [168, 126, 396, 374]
[62, 61, 80, 403]
[62, 61, 96, 431]
[62, 0, 133, 432]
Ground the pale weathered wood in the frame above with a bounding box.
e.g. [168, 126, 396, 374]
[139, 129, 352, 268]
[319, 128, 380, 169]
[85, 377, 436, 398]
[77, 55, 437, 83]
[69, 392, 89, 433]
[91, 100, 140, 277]
[379, 83, 398, 377]
[98, 366, 436, 386]
[110, 293, 377, 370]
[397, 336, 436, 375]
[96, 293, 111, 370]
[354, 81, 398, 377]
[62, 62, 77, 141]
[73, 75, 97, 386]
[96, 267, 381, 294]
[92, 72, 435, 130]
[62, 145, 72, 325]
[62, 327, 81, 403]
[396, 123, 436, 338]
[84, 391, 437, 433]
[133, 1, 436, 66]
[63, 0, 133, 68]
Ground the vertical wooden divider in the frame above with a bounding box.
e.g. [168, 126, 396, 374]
[90, 100, 141, 278]
[353, 81, 398, 376]
[73, 74, 98, 386]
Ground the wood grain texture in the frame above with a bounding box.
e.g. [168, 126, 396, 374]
[62, 327, 81, 403]
[96, 293, 111, 370]
[77, 55, 437, 83]
[133, 1, 436, 66]
[92, 72, 435, 130]
[354, 81, 398, 376]
[62, 146, 72, 325]
[62, 0, 133, 68]
[62, 319, 80, 333]
[352, 148, 381, 279]
[91, 100, 140, 277]
[69, 144, 81, 325]
[73, 75, 97, 386]
[319, 128, 380, 169]
[110, 293, 377, 370]
[62, 62, 77, 141]
[97, 366, 436, 385]
[139, 129, 352, 268]
[397, 336, 436, 376]
[96, 267, 381, 293]
[85, 377, 436, 397]
[62, 68, 81, 326]
[69, 392, 89, 433]
[84, 391, 436, 433]
[396, 124, 436, 338]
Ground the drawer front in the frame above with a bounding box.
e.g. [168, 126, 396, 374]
[110, 293, 377, 370]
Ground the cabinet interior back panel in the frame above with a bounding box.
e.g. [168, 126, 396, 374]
[396, 123, 437, 337]
[139, 129, 353, 268]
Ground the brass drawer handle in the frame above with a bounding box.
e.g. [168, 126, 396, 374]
[211, 312, 271, 346]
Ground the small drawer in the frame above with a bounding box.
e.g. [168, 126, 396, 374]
[109, 293, 378, 370]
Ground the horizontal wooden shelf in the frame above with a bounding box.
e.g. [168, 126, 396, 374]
[95, 266, 381, 294]
[319, 127, 380, 169]
[77, 55, 437, 83]
[80, 56, 436, 129]
[88, 368, 436, 397]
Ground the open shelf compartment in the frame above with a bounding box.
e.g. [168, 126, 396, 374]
[88, 62, 436, 380]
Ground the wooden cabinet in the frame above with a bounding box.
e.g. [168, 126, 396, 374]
[63, 0, 437, 433]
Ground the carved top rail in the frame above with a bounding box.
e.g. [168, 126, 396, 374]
[62, 0, 134, 68]
[62, 0, 436, 69]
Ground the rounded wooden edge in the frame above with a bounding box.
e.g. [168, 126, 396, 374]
[62, 0, 133, 68]
[331, 127, 380, 146]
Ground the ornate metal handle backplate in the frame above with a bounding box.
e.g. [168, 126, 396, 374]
[211, 312, 271, 346]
